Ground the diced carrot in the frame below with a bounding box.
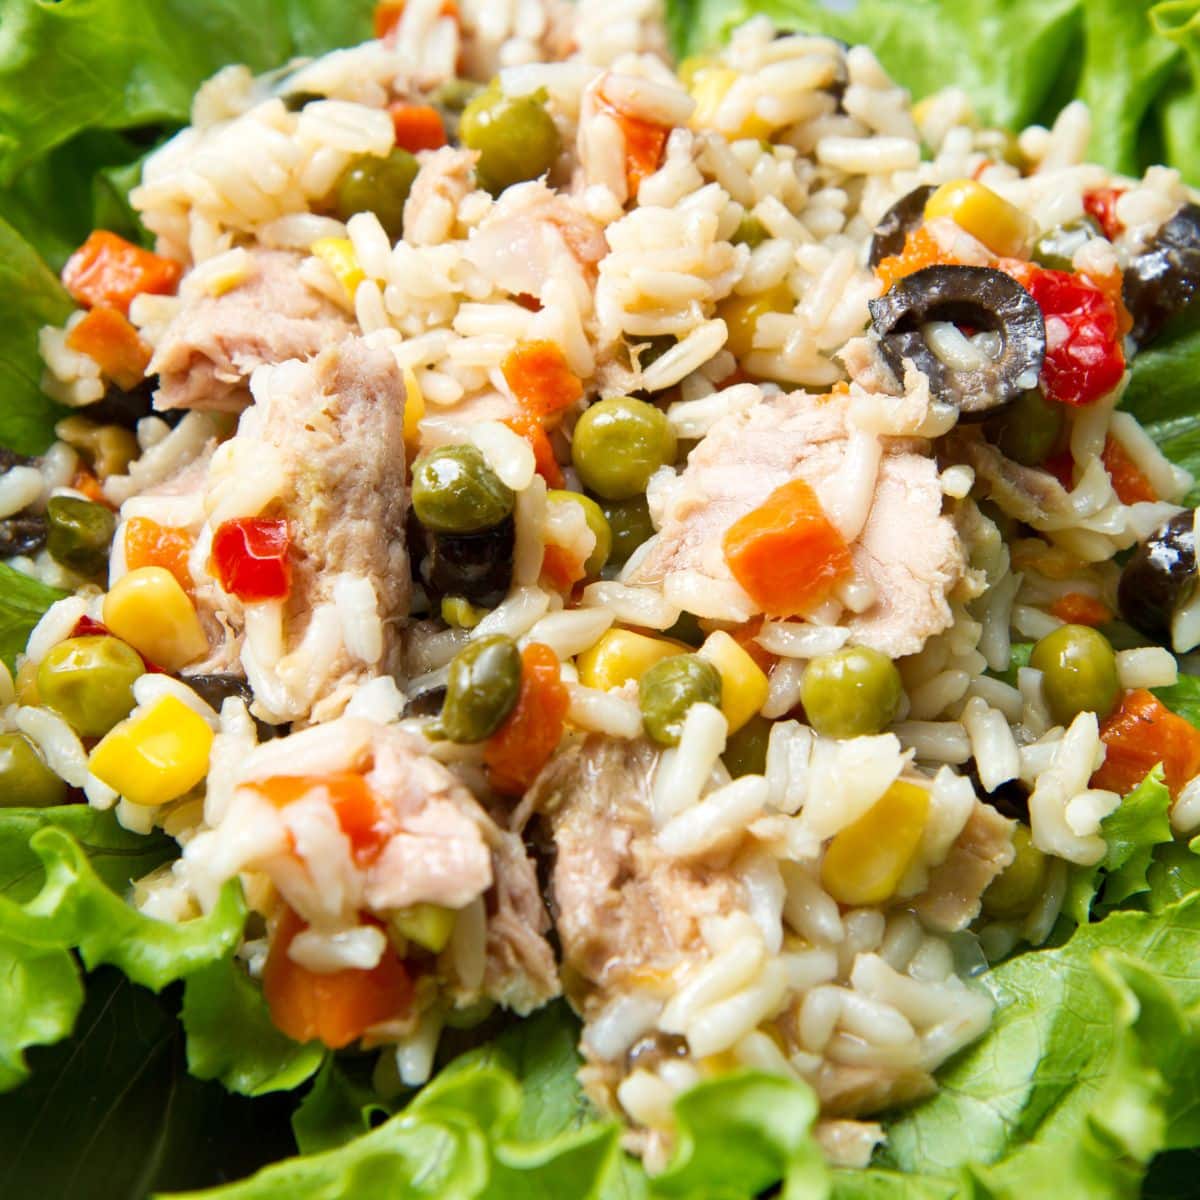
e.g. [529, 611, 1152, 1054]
[124, 517, 195, 593]
[502, 414, 565, 487]
[540, 543, 585, 592]
[874, 226, 952, 291]
[70, 466, 110, 507]
[61, 231, 182, 316]
[1093, 689, 1200, 799]
[1082, 268, 1134, 339]
[263, 906, 414, 1049]
[597, 92, 670, 198]
[723, 478, 853, 618]
[388, 102, 447, 153]
[484, 643, 570, 795]
[374, 0, 405, 37]
[249, 773, 393, 866]
[65, 307, 151, 390]
[1050, 592, 1112, 627]
[1102, 435, 1156, 505]
[502, 341, 584, 421]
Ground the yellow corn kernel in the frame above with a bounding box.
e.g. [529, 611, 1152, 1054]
[311, 237, 364, 300]
[389, 903, 457, 954]
[820, 780, 930, 906]
[89, 695, 214, 807]
[103, 566, 208, 672]
[577, 629, 683, 691]
[403, 366, 425, 449]
[441, 595, 485, 629]
[688, 67, 772, 141]
[697, 630, 768, 733]
[923, 179, 1036, 259]
[718, 283, 793, 360]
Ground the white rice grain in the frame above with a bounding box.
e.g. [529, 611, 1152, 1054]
[1116, 646, 1178, 691]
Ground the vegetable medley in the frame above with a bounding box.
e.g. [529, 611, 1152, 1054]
[7, 2, 1200, 1199]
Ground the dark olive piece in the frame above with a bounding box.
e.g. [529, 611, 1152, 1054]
[404, 683, 449, 719]
[420, 516, 515, 609]
[185, 673, 287, 740]
[0, 447, 35, 472]
[966, 762, 1030, 824]
[85, 381, 183, 430]
[867, 185, 936, 269]
[282, 90, 324, 112]
[0, 514, 47, 557]
[1117, 510, 1197, 647]
[1123, 203, 1200, 347]
[868, 265, 1046, 417]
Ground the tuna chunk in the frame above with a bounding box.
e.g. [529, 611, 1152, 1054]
[628, 389, 965, 657]
[911, 800, 1015, 932]
[206, 337, 409, 721]
[185, 718, 558, 1016]
[151, 249, 351, 412]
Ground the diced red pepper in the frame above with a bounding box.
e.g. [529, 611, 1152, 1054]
[1042, 449, 1075, 491]
[1083, 187, 1126, 241]
[61, 231, 182, 316]
[1049, 592, 1112, 627]
[374, 0, 458, 38]
[388, 102, 447, 153]
[70, 466, 111, 507]
[540, 543, 585, 592]
[596, 91, 670, 199]
[65, 307, 151, 390]
[250, 773, 394, 866]
[1101, 435, 1156, 505]
[1027, 268, 1125, 407]
[263, 906, 413, 1049]
[484, 643, 570, 796]
[211, 518, 291, 602]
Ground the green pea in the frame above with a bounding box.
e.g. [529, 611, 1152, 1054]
[1031, 216, 1104, 273]
[547, 490, 612, 576]
[1030, 623, 1119, 727]
[37, 635, 144, 738]
[411, 445, 515, 535]
[439, 634, 522, 743]
[981, 825, 1048, 918]
[723, 714, 772, 778]
[599, 496, 656, 564]
[987, 388, 1064, 468]
[333, 148, 420, 240]
[800, 646, 902, 739]
[0, 731, 67, 808]
[571, 397, 676, 501]
[639, 654, 723, 747]
[46, 496, 115, 577]
[460, 84, 560, 195]
[733, 214, 769, 248]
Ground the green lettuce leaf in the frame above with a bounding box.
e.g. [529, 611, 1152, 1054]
[1153, 673, 1200, 727]
[879, 893, 1200, 1185]
[0, 217, 73, 456]
[0, 933, 82, 1091]
[0, 968, 300, 1199]
[291, 1057, 391, 1155]
[0, 826, 244, 990]
[0, 558, 64, 673]
[182, 957, 325, 1098]
[1146, 835, 1200, 910]
[1149, 0, 1200, 183]
[1065, 769, 1174, 922]
[0, 803, 173, 900]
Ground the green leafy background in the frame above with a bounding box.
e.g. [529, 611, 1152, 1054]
[7, 0, 1200, 1196]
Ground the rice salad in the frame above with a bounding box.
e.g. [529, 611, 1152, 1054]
[6, 0, 1200, 1184]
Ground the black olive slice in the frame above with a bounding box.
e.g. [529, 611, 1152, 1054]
[1123, 203, 1200, 347]
[867, 185, 936, 269]
[421, 516, 515, 609]
[184, 673, 288, 740]
[868, 264, 1046, 418]
[0, 514, 48, 558]
[1117, 509, 1197, 647]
